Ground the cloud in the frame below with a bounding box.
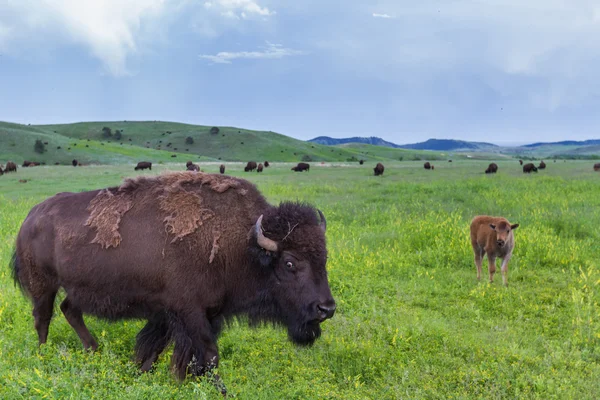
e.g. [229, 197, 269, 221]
[372, 13, 394, 19]
[0, 0, 168, 76]
[212, 0, 274, 18]
[199, 42, 304, 64]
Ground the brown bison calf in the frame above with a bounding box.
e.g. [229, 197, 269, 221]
[470, 216, 519, 286]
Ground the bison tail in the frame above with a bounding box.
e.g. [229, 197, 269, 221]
[10, 249, 28, 296]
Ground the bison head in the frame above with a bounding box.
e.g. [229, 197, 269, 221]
[490, 221, 519, 248]
[248, 203, 335, 346]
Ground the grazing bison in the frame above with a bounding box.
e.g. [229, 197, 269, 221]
[424, 162, 431, 170]
[257, 163, 264, 173]
[11, 172, 335, 394]
[470, 215, 519, 286]
[186, 163, 200, 172]
[523, 163, 538, 173]
[219, 164, 225, 174]
[264, 161, 270, 168]
[448, 160, 452, 163]
[359, 160, 364, 165]
[485, 163, 498, 174]
[291, 162, 310, 172]
[72, 159, 78, 167]
[22, 161, 40, 167]
[5, 161, 17, 173]
[519, 160, 523, 165]
[538, 160, 546, 170]
[373, 163, 384, 176]
[134, 162, 152, 171]
[244, 161, 257, 172]
[594, 163, 600, 171]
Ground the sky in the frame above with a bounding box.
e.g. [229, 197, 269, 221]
[1, 0, 600, 145]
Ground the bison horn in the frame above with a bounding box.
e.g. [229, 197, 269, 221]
[255, 215, 278, 252]
[317, 209, 326, 232]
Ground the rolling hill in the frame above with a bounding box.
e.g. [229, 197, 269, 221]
[309, 136, 498, 151]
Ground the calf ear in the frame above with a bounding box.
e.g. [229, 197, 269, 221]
[511, 223, 519, 230]
[489, 224, 496, 231]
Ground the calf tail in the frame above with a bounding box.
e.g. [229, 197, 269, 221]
[10, 248, 28, 296]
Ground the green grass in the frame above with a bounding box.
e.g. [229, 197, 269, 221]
[1, 160, 599, 399]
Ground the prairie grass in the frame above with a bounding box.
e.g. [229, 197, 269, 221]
[0, 160, 599, 399]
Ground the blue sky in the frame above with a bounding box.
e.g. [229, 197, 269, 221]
[1, 0, 599, 144]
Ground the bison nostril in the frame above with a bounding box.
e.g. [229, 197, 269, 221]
[317, 303, 336, 320]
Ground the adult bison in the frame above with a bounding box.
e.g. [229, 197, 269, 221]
[134, 161, 152, 171]
[359, 160, 364, 165]
[72, 159, 78, 167]
[373, 163, 384, 176]
[11, 172, 335, 394]
[523, 163, 538, 173]
[538, 160, 546, 170]
[291, 162, 310, 172]
[186, 161, 200, 172]
[244, 161, 257, 172]
[485, 163, 498, 174]
[0, 166, 3, 175]
[470, 215, 519, 286]
[257, 163, 264, 173]
[5, 161, 17, 173]
[264, 161, 270, 168]
[424, 162, 431, 170]
[219, 164, 225, 174]
[594, 163, 600, 171]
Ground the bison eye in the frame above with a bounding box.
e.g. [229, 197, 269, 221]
[286, 261, 294, 269]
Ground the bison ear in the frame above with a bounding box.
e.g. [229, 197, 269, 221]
[489, 224, 496, 231]
[511, 223, 519, 230]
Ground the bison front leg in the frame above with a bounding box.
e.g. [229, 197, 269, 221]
[60, 297, 98, 351]
[487, 254, 497, 283]
[135, 312, 171, 372]
[500, 255, 511, 287]
[171, 313, 227, 395]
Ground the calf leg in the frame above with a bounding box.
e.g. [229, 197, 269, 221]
[500, 255, 511, 287]
[135, 312, 171, 372]
[487, 254, 497, 283]
[474, 248, 484, 281]
[60, 297, 98, 351]
[33, 290, 58, 345]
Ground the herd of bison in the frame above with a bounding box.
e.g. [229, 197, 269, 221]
[2, 158, 600, 177]
[0, 155, 598, 396]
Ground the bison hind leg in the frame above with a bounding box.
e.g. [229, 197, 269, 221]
[135, 313, 172, 372]
[33, 290, 58, 346]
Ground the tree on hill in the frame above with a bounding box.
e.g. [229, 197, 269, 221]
[185, 136, 194, 145]
[210, 127, 220, 135]
[34, 139, 46, 154]
[102, 126, 112, 138]
[114, 130, 122, 140]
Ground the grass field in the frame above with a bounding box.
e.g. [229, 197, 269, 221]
[1, 160, 599, 399]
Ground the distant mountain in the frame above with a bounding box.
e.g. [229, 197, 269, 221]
[398, 139, 498, 151]
[522, 139, 600, 148]
[309, 136, 402, 148]
[309, 136, 498, 151]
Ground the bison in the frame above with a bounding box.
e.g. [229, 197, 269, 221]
[11, 172, 335, 394]
[135, 162, 152, 171]
[219, 164, 225, 174]
[22, 161, 40, 167]
[0, 166, 3, 175]
[538, 160, 546, 170]
[244, 161, 257, 172]
[424, 162, 431, 170]
[485, 163, 498, 174]
[594, 163, 600, 171]
[291, 162, 310, 172]
[470, 215, 519, 286]
[373, 163, 384, 176]
[519, 160, 523, 165]
[5, 161, 17, 173]
[431, 165, 434, 170]
[523, 163, 538, 173]
[359, 160, 364, 165]
[186, 161, 199, 172]
[264, 161, 270, 168]
[72, 159, 79, 167]
[257, 163, 264, 173]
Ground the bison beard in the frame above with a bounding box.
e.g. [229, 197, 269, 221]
[11, 172, 334, 395]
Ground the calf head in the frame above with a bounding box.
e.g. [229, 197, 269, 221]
[490, 221, 519, 248]
[248, 202, 335, 346]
